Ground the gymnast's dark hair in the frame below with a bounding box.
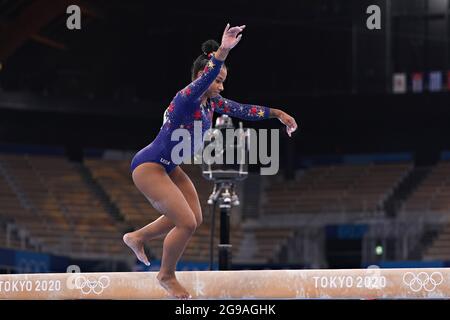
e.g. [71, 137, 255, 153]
[191, 39, 226, 80]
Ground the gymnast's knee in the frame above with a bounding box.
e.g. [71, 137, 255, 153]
[180, 214, 198, 234]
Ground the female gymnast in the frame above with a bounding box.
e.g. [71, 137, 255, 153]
[124, 23, 297, 299]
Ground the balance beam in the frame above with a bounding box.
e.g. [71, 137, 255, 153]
[0, 268, 449, 299]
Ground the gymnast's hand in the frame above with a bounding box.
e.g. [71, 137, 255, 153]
[277, 111, 298, 137]
[220, 23, 245, 50]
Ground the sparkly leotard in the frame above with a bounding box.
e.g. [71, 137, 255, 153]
[131, 55, 270, 174]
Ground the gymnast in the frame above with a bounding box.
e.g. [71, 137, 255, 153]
[124, 23, 297, 299]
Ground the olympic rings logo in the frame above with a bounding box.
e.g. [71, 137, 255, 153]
[402, 272, 444, 292]
[73, 275, 111, 295]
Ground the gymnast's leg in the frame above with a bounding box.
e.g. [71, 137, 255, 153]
[126, 162, 197, 298]
[123, 166, 202, 265]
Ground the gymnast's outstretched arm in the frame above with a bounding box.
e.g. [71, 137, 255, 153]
[211, 95, 298, 136]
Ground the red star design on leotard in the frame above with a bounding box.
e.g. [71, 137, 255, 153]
[217, 100, 224, 107]
[250, 106, 257, 115]
[194, 110, 202, 120]
[168, 103, 175, 113]
[224, 106, 230, 113]
[184, 87, 191, 96]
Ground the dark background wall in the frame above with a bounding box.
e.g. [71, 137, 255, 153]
[0, 0, 449, 166]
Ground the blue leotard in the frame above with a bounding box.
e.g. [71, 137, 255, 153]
[130, 55, 271, 174]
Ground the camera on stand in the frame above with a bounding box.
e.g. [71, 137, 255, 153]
[201, 115, 251, 270]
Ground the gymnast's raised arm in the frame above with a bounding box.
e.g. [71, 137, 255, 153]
[178, 24, 246, 103]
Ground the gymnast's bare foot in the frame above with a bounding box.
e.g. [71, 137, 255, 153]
[157, 272, 191, 299]
[123, 232, 150, 266]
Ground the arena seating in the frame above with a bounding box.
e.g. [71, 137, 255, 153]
[0, 154, 126, 257]
[5, 152, 450, 265]
[401, 161, 450, 260]
[262, 163, 412, 215]
[401, 161, 450, 213]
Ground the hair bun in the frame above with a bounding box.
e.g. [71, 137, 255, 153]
[201, 39, 220, 56]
